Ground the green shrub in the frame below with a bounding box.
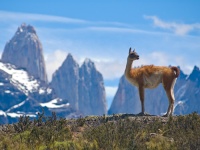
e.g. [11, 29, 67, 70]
[0, 112, 200, 150]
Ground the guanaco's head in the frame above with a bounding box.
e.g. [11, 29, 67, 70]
[128, 47, 139, 60]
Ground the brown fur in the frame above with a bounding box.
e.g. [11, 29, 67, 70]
[125, 48, 180, 117]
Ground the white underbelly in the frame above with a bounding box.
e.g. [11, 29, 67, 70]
[143, 74, 162, 89]
[126, 76, 139, 87]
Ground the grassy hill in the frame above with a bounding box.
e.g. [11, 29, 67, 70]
[0, 112, 200, 150]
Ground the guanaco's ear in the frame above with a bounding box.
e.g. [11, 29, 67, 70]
[129, 47, 132, 54]
[133, 49, 135, 52]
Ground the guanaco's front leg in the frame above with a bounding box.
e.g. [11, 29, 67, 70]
[138, 86, 145, 115]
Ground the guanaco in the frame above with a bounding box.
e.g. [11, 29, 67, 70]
[125, 48, 180, 117]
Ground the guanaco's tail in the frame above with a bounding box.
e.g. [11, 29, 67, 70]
[171, 66, 180, 78]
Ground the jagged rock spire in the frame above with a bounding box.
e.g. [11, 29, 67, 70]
[1, 24, 48, 83]
[50, 55, 107, 116]
[50, 53, 79, 110]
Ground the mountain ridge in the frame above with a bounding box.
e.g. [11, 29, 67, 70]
[109, 65, 200, 115]
[0, 23, 200, 124]
[50, 54, 107, 116]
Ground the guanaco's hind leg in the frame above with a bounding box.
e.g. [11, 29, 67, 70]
[162, 78, 176, 117]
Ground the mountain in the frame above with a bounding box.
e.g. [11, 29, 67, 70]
[50, 54, 79, 110]
[0, 61, 75, 124]
[0, 24, 106, 124]
[50, 55, 107, 116]
[174, 66, 200, 115]
[78, 59, 107, 116]
[0, 24, 78, 124]
[1, 24, 48, 83]
[109, 66, 200, 116]
[1, 23, 200, 124]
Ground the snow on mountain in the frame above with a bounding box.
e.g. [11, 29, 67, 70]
[0, 61, 75, 124]
[6, 99, 27, 112]
[7, 112, 37, 118]
[0, 62, 41, 95]
[40, 98, 70, 109]
[0, 110, 6, 116]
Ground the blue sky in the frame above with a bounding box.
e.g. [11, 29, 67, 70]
[0, 0, 200, 108]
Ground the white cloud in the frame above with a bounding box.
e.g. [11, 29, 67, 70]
[126, 51, 171, 69]
[0, 11, 177, 37]
[45, 50, 68, 81]
[0, 11, 88, 24]
[137, 51, 194, 75]
[94, 58, 126, 80]
[105, 86, 118, 98]
[88, 26, 152, 34]
[149, 52, 170, 65]
[144, 15, 200, 36]
[173, 56, 195, 75]
[0, 10, 130, 28]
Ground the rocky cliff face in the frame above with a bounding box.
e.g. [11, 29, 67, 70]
[174, 66, 200, 115]
[78, 59, 107, 116]
[50, 54, 79, 110]
[1, 24, 48, 83]
[50, 56, 107, 116]
[109, 66, 200, 116]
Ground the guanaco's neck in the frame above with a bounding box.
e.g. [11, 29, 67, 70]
[125, 58, 133, 77]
